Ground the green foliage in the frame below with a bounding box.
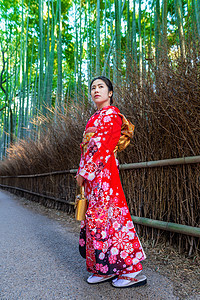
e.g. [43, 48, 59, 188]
[0, 0, 199, 157]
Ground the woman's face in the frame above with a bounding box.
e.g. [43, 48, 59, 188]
[91, 79, 112, 109]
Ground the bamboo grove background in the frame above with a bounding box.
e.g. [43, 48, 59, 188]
[0, 0, 199, 255]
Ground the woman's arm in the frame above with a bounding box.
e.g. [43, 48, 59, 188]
[76, 174, 84, 186]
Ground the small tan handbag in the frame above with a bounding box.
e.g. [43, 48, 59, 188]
[75, 186, 88, 221]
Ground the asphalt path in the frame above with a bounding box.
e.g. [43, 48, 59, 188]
[0, 190, 179, 300]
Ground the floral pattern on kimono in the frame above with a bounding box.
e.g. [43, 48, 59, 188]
[77, 105, 146, 275]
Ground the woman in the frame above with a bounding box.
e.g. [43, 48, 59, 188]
[76, 76, 146, 288]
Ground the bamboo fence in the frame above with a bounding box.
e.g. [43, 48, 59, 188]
[0, 156, 199, 256]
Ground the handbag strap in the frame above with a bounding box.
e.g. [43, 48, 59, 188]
[80, 185, 84, 198]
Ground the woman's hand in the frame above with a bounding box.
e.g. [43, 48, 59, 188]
[75, 174, 84, 186]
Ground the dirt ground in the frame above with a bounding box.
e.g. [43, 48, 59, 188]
[15, 196, 200, 300]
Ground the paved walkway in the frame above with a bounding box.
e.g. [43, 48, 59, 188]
[0, 190, 180, 299]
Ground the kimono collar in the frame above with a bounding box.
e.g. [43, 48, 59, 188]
[97, 105, 112, 112]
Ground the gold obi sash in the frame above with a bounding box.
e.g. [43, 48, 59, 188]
[115, 113, 135, 153]
[81, 132, 95, 155]
[80, 113, 135, 157]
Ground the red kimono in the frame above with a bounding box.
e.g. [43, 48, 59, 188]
[77, 105, 146, 276]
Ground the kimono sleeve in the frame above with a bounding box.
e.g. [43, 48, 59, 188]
[76, 151, 84, 177]
[78, 110, 122, 181]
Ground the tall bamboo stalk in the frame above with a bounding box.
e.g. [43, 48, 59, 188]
[154, 0, 161, 67]
[174, 0, 186, 60]
[38, 0, 44, 112]
[162, 0, 168, 63]
[55, 0, 63, 111]
[96, 0, 101, 75]
[194, 0, 200, 41]
[138, 0, 142, 86]
[132, 0, 137, 65]
[114, 0, 121, 85]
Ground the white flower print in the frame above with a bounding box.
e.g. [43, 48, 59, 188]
[128, 232, 135, 239]
[110, 247, 119, 255]
[97, 142, 103, 149]
[109, 255, 117, 264]
[105, 155, 110, 163]
[106, 195, 110, 201]
[106, 108, 114, 115]
[113, 197, 119, 204]
[102, 241, 109, 253]
[132, 258, 139, 265]
[126, 221, 134, 229]
[79, 169, 86, 176]
[80, 221, 85, 228]
[101, 231, 107, 239]
[121, 226, 128, 233]
[79, 239, 85, 246]
[124, 243, 134, 253]
[85, 162, 97, 172]
[110, 188, 113, 195]
[136, 251, 143, 259]
[104, 116, 111, 122]
[104, 168, 111, 177]
[88, 173, 95, 181]
[100, 265, 109, 274]
[120, 250, 128, 259]
[113, 221, 120, 230]
[112, 232, 129, 250]
[121, 207, 129, 216]
[80, 160, 84, 167]
[99, 252, 105, 260]
[108, 207, 113, 218]
[90, 136, 101, 145]
[102, 182, 110, 191]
